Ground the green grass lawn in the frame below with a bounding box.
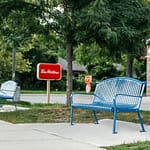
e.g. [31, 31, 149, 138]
[0, 101, 150, 125]
[103, 141, 150, 150]
[0, 101, 150, 150]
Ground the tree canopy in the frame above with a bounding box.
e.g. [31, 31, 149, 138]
[0, 0, 149, 104]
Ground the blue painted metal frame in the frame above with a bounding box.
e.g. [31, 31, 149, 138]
[70, 77, 146, 134]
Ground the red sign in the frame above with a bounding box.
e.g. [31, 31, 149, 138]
[37, 63, 61, 80]
[85, 75, 92, 84]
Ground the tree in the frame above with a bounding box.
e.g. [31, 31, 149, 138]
[31, 0, 116, 104]
[19, 33, 58, 90]
[74, 42, 121, 81]
[1, 0, 148, 104]
[0, 34, 32, 81]
[0, 0, 60, 83]
[107, 0, 150, 77]
[75, 0, 150, 78]
[0, 0, 42, 81]
[37, 0, 102, 105]
[0, 0, 116, 105]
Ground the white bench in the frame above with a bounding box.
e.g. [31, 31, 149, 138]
[0, 80, 18, 109]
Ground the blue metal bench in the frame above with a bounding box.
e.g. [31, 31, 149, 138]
[0, 80, 18, 109]
[70, 77, 146, 134]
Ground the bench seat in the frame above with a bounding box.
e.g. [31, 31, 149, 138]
[72, 103, 113, 112]
[72, 102, 138, 111]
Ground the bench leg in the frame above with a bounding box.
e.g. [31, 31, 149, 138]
[137, 110, 145, 132]
[113, 110, 117, 134]
[13, 100, 17, 110]
[93, 110, 98, 124]
[70, 107, 73, 125]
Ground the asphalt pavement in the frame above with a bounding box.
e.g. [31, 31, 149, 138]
[20, 94, 150, 111]
[0, 94, 149, 150]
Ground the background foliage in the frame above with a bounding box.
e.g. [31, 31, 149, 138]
[0, 0, 149, 92]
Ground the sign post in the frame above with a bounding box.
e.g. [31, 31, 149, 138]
[37, 63, 61, 103]
[85, 75, 92, 93]
[47, 80, 50, 104]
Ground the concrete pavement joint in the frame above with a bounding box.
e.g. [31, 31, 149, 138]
[33, 128, 102, 149]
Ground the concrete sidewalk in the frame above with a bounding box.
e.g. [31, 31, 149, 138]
[0, 119, 150, 150]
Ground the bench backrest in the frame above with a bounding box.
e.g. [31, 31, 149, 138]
[93, 77, 146, 106]
[0, 80, 17, 97]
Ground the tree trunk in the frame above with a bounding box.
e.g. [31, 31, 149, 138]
[126, 54, 134, 77]
[66, 41, 73, 105]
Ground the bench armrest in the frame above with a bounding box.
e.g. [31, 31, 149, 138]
[114, 94, 142, 109]
[70, 92, 93, 104]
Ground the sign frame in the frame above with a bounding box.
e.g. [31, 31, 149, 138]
[37, 63, 61, 80]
